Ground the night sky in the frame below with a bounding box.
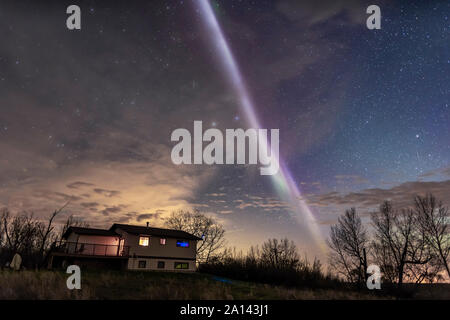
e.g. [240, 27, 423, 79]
[0, 0, 449, 260]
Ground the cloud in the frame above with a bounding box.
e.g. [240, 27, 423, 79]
[93, 188, 121, 198]
[136, 212, 162, 222]
[209, 199, 226, 204]
[100, 204, 127, 216]
[418, 171, 438, 178]
[0, 1, 226, 228]
[67, 181, 95, 189]
[276, 0, 370, 26]
[418, 167, 450, 179]
[0, 157, 215, 227]
[80, 202, 100, 210]
[233, 195, 291, 212]
[307, 180, 450, 210]
[335, 175, 369, 185]
[218, 210, 233, 215]
[29, 190, 83, 203]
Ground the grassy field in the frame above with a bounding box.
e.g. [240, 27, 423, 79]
[0, 269, 389, 300]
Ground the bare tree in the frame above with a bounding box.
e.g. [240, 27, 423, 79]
[404, 254, 443, 284]
[371, 239, 397, 283]
[2, 211, 41, 254]
[260, 238, 299, 269]
[0, 208, 7, 248]
[371, 201, 433, 288]
[36, 203, 69, 266]
[165, 210, 226, 263]
[0, 205, 70, 268]
[247, 245, 261, 265]
[327, 208, 369, 284]
[414, 194, 450, 279]
[57, 214, 90, 244]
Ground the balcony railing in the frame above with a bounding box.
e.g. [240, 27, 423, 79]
[55, 241, 130, 257]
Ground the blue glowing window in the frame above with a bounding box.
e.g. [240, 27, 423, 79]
[176, 240, 189, 248]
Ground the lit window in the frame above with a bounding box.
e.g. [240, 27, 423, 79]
[138, 260, 146, 268]
[160, 238, 166, 245]
[176, 240, 189, 248]
[139, 236, 149, 246]
[174, 262, 189, 269]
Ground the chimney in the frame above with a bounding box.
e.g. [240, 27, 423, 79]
[146, 221, 149, 228]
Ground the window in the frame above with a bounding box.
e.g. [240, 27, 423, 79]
[138, 260, 146, 268]
[174, 262, 189, 269]
[176, 240, 189, 248]
[157, 261, 165, 269]
[139, 236, 149, 246]
[160, 238, 166, 245]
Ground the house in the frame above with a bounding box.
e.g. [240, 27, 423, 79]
[49, 222, 202, 272]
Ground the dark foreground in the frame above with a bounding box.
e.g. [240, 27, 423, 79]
[0, 269, 448, 300]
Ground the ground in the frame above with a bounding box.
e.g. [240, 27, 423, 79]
[0, 269, 447, 300]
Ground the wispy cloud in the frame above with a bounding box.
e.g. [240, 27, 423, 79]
[93, 188, 121, 198]
[67, 181, 95, 189]
[307, 180, 450, 210]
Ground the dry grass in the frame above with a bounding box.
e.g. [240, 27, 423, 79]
[0, 269, 385, 300]
[0, 270, 92, 299]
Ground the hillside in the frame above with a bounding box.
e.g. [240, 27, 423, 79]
[0, 270, 385, 300]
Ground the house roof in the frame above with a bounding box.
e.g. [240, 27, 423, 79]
[110, 223, 203, 241]
[62, 226, 119, 239]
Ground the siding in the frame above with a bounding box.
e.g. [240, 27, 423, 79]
[77, 235, 120, 246]
[63, 235, 121, 256]
[115, 228, 197, 260]
[127, 257, 196, 272]
[61, 227, 198, 272]
[65, 233, 120, 246]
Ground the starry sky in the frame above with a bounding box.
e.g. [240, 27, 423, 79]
[0, 0, 449, 260]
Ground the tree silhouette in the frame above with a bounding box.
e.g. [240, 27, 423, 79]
[371, 201, 433, 288]
[327, 208, 369, 285]
[165, 210, 226, 263]
[414, 194, 450, 279]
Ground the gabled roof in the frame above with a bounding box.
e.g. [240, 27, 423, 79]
[63, 226, 119, 239]
[110, 223, 203, 241]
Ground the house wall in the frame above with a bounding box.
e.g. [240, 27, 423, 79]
[66, 233, 79, 243]
[127, 257, 196, 272]
[77, 235, 120, 246]
[64, 234, 121, 256]
[115, 228, 197, 260]
[60, 228, 199, 271]
[65, 234, 120, 245]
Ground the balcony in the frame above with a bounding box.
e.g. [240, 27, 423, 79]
[54, 241, 130, 257]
